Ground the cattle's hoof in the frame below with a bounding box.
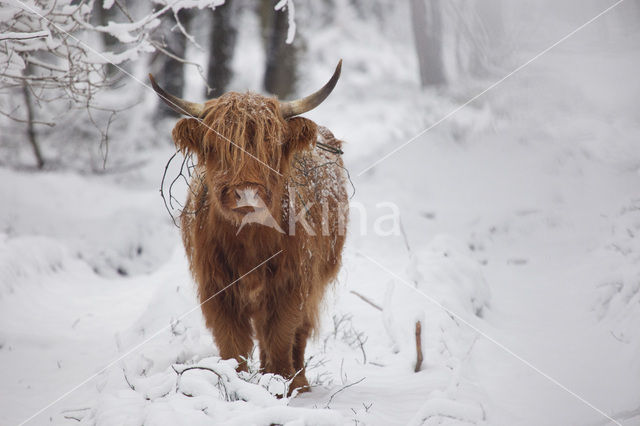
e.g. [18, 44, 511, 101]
[288, 375, 311, 397]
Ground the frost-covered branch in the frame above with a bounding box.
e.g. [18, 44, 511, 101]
[0, 0, 228, 168]
[0, 0, 163, 96]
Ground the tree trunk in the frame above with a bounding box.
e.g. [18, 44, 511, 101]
[258, 0, 272, 48]
[155, 9, 193, 118]
[262, 2, 298, 99]
[410, 0, 447, 87]
[22, 84, 44, 169]
[94, 2, 120, 77]
[206, 0, 238, 97]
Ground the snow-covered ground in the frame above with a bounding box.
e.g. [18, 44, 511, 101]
[2, 4, 640, 426]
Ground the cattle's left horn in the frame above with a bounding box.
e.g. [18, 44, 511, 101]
[279, 60, 342, 119]
[149, 74, 205, 118]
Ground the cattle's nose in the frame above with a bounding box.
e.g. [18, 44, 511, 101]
[233, 186, 263, 209]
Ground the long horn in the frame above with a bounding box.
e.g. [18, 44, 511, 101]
[279, 59, 342, 119]
[148, 74, 204, 118]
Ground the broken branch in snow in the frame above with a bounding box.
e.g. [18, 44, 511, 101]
[350, 290, 382, 311]
[62, 414, 82, 422]
[122, 368, 136, 391]
[415, 320, 423, 372]
[61, 407, 90, 423]
[172, 365, 231, 400]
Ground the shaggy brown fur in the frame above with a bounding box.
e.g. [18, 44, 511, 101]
[171, 92, 348, 395]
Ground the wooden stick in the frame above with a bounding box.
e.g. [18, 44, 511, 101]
[350, 290, 382, 311]
[414, 320, 423, 372]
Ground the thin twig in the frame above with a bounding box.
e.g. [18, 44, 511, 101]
[160, 151, 180, 227]
[325, 377, 365, 408]
[0, 107, 55, 127]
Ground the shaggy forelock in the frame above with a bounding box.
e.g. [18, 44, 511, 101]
[200, 92, 285, 184]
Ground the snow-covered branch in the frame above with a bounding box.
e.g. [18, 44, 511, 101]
[0, 0, 225, 108]
[0, 0, 152, 103]
[275, 0, 296, 44]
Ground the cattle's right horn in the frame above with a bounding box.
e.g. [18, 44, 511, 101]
[279, 59, 342, 119]
[149, 74, 205, 118]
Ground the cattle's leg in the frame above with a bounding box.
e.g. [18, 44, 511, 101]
[255, 304, 307, 396]
[291, 320, 311, 393]
[201, 296, 253, 372]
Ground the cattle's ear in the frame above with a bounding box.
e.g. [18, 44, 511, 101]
[283, 117, 317, 161]
[172, 118, 203, 155]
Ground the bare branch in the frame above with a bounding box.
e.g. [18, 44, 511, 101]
[0, 107, 55, 127]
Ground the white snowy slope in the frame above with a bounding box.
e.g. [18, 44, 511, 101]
[341, 44, 640, 425]
[2, 9, 640, 426]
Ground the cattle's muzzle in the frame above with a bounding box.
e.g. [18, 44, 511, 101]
[222, 183, 271, 214]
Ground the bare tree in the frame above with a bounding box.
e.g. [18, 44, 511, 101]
[206, 0, 238, 97]
[410, 0, 447, 87]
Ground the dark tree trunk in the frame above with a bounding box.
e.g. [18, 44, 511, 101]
[22, 84, 44, 169]
[410, 0, 447, 87]
[155, 9, 193, 118]
[206, 0, 238, 97]
[258, 0, 272, 48]
[94, 2, 121, 77]
[262, 2, 298, 99]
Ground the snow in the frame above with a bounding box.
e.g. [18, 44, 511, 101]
[2, 2, 640, 426]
